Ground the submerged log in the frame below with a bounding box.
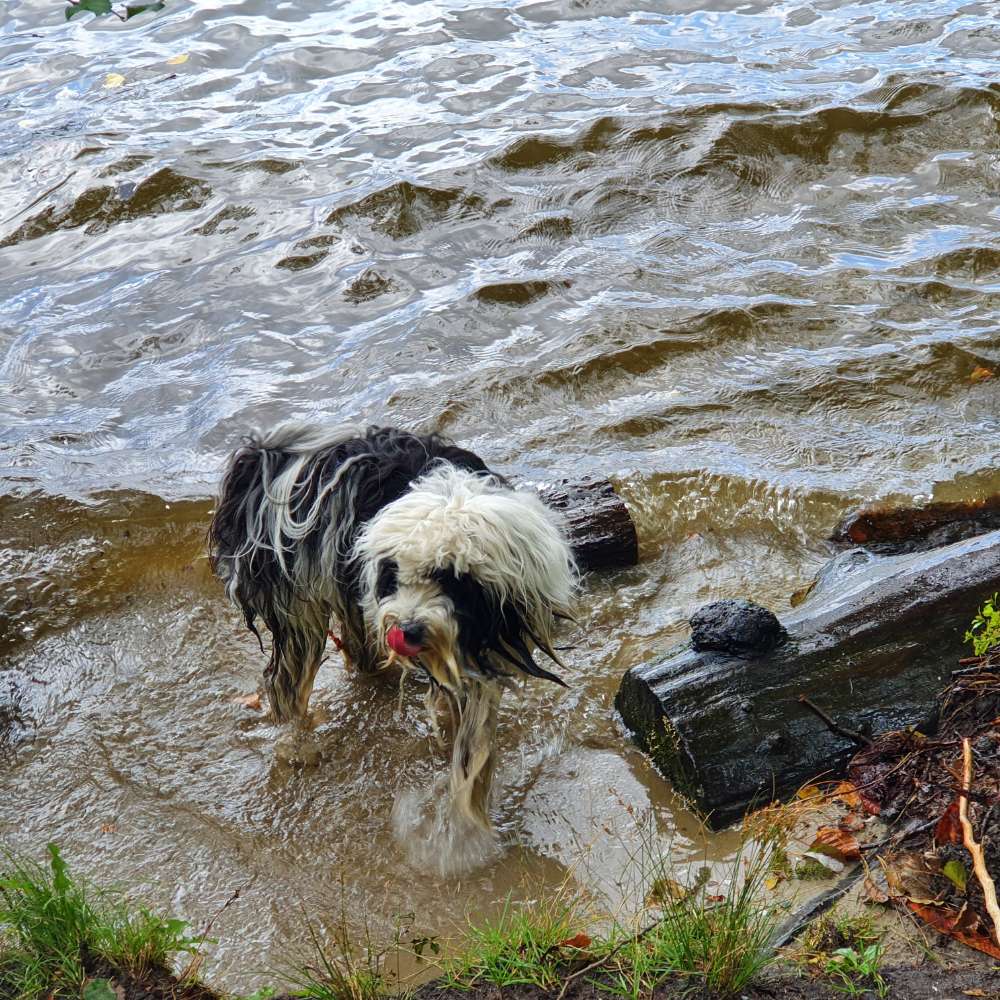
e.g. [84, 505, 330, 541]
[615, 528, 1000, 829]
[833, 494, 1000, 552]
[536, 479, 638, 571]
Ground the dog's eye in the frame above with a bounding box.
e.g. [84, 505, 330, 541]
[375, 560, 398, 599]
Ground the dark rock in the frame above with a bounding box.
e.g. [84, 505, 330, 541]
[689, 599, 786, 657]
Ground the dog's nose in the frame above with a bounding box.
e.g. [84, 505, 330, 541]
[401, 622, 426, 647]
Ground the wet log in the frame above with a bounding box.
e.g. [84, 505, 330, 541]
[833, 494, 1000, 552]
[536, 479, 638, 571]
[615, 529, 1000, 829]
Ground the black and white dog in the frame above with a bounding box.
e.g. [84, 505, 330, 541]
[209, 424, 576, 830]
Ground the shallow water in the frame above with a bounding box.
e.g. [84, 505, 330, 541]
[1, 0, 999, 989]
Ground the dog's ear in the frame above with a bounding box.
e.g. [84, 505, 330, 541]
[431, 567, 569, 685]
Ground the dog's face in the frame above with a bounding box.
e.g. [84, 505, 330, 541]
[354, 465, 576, 691]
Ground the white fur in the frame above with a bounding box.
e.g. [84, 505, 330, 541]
[354, 464, 577, 645]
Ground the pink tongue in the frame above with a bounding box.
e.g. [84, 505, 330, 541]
[387, 625, 422, 657]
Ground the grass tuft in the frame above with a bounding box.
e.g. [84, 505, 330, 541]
[598, 806, 791, 999]
[442, 889, 590, 991]
[0, 843, 199, 1000]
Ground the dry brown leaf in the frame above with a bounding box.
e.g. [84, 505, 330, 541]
[100, 822, 117, 834]
[864, 876, 890, 905]
[797, 784, 822, 801]
[908, 901, 1000, 959]
[832, 781, 861, 809]
[963, 989, 987, 997]
[559, 933, 591, 950]
[935, 798, 963, 845]
[232, 692, 262, 710]
[970, 366, 995, 383]
[810, 826, 861, 862]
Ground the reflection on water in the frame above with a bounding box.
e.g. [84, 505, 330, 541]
[1, 0, 999, 988]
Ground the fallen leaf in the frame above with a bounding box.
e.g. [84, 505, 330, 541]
[100, 823, 116, 834]
[935, 799, 963, 845]
[970, 366, 995, 383]
[103, 73, 126, 88]
[963, 988, 987, 996]
[864, 875, 890, 905]
[883, 851, 943, 903]
[908, 901, 1000, 959]
[942, 858, 969, 892]
[559, 933, 591, 950]
[810, 827, 861, 862]
[764, 874, 783, 891]
[166, 53, 189, 65]
[797, 784, 823, 801]
[232, 692, 262, 710]
[832, 781, 861, 809]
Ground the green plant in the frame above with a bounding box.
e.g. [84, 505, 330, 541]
[442, 889, 590, 990]
[966, 594, 1000, 656]
[64, 0, 165, 21]
[599, 809, 790, 999]
[0, 843, 198, 1000]
[823, 944, 887, 998]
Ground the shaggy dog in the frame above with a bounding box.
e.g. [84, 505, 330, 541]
[208, 424, 576, 830]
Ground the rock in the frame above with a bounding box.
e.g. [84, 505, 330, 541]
[689, 599, 786, 657]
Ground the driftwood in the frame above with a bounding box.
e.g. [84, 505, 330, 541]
[616, 529, 1000, 829]
[535, 479, 638, 571]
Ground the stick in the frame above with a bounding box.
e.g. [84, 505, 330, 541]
[958, 737, 1000, 946]
[797, 694, 873, 748]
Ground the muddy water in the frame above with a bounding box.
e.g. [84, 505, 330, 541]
[2, 0, 1000, 989]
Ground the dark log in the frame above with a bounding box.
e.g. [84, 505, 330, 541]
[615, 528, 1000, 829]
[833, 494, 1000, 552]
[536, 479, 638, 571]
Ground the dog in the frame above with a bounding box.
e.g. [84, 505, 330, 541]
[208, 424, 577, 831]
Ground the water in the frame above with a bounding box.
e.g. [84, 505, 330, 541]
[1, 0, 999, 988]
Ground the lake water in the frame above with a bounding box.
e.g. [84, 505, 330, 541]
[1, 0, 998, 989]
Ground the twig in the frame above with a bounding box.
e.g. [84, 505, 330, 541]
[178, 882, 251, 982]
[554, 916, 661, 1000]
[958, 738, 1000, 946]
[797, 694, 873, 748]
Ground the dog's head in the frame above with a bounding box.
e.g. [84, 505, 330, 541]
[353, 465, 576, 690]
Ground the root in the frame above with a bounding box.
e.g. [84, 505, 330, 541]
[959, 737, 1000, 945]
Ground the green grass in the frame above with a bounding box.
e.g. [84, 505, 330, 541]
[441, 889, 591, 991]
[0, 843, 199, 1000]
[594, 804, 795, 1000]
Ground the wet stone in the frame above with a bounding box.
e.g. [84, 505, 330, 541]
[689, 598, 787, 657]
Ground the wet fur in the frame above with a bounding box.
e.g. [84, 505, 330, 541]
[208, 423, 576, 831]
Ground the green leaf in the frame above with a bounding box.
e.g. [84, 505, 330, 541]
[66, 0, 114, 18]
[83, 980, 117, 1000]
[47, 843, 70, 897]
[942, 859, 968, 891]
[125, 2, 166, 19]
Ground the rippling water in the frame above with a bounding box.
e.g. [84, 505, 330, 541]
[1, 0, 999, 988]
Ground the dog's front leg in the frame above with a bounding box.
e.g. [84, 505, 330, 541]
[449, 678, 502, 830]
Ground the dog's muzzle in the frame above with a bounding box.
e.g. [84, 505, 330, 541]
[386, 623, 425, 658]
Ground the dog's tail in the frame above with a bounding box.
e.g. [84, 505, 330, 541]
[208, 423, 371, 721]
